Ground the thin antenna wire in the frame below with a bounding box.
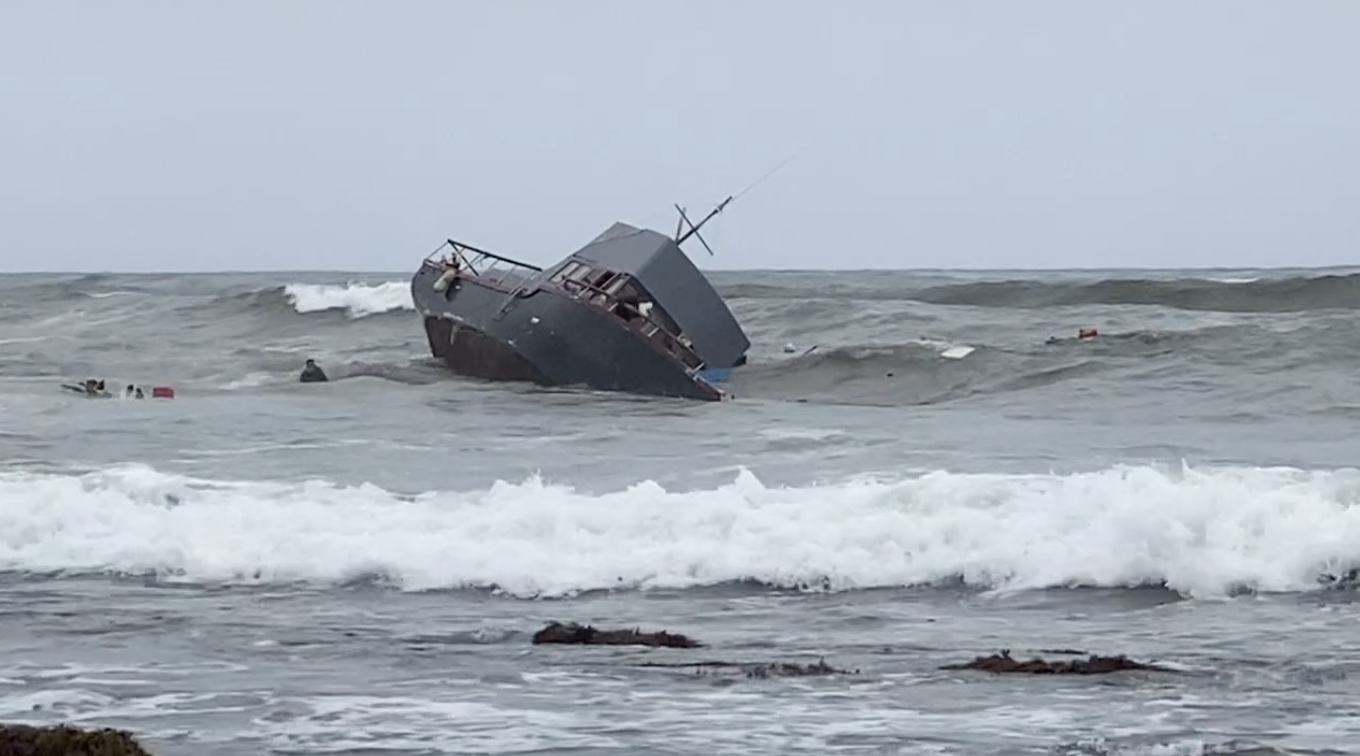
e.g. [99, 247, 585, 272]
[674, 150, 802, 252]
[732, 151, 799, 202]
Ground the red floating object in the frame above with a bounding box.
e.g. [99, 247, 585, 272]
[151, 386, 175, 399]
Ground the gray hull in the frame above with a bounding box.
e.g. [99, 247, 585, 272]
[412, 262, 724, 401]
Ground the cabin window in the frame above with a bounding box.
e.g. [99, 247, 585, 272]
[549, 261, 583, 283]
[549, 261, 598, 289]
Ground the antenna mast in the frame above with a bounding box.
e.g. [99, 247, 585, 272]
[672, 152, 798, 257]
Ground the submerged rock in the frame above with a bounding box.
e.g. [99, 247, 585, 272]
[532, 621, 703, 648]
[940, 649, 1170, 675]
[0, 723, 155, 755]
[741, 658, 855, 678]
[636, 658, 858, 678]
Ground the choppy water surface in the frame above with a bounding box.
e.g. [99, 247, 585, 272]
[2, 266, 1360, 755]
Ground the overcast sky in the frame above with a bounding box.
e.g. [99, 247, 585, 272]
[2, 1, 1356, 273]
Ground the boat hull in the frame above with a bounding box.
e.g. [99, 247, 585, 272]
[412, 263, 724, 401]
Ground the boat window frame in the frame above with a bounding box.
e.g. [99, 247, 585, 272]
[547, 268, 706, 372]
[549, 260, 592, 284]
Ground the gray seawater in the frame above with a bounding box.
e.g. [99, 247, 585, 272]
[3, 267, 1360, 755]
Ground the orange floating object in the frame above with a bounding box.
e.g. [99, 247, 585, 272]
[151, 386, 175, 399]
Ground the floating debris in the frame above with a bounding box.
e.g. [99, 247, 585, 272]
[940, 649, 1170, 675]
[532, 621, 703, 648]
[0, 723, 155, 755]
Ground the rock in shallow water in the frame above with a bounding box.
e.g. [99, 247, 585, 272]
[0, 723, 155, 756]
[531, 621, 703, 648]
[940, 649, 1171, 674]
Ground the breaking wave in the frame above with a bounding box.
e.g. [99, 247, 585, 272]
[282, 282, 414, 318]
[4, 462, 1360, 599]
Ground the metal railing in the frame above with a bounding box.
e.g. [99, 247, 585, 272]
[422, 239, 543, 294]
[420, 239, 710, 380]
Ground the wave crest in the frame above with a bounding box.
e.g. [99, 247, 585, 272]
[3, 462, 1360, 599]
[282, 282, 413, 318]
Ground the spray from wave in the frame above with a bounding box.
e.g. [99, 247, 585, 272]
[3, 462, 1360, 599]
[282, 282, 414, 318]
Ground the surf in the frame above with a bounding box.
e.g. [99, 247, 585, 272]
[3, 461, 1359, 600]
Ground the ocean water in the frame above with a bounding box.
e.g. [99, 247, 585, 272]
[2, 266, 1360, 755]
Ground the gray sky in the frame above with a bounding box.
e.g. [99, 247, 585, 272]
[2, 1, 1356, 272]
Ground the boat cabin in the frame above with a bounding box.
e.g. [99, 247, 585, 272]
[543, 222, 750, 369]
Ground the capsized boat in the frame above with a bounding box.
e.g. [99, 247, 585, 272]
[410, 200, 750, 401]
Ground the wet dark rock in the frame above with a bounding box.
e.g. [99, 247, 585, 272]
[532, 621, 702, 648]
[0, 723, 155, 755]
[742, 658, 854, 678]
[940, 648, 1170, 674]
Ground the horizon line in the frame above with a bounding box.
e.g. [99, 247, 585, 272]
[2, 263, 1357, 276]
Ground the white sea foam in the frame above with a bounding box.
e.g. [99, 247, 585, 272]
[756, 427, 848, 442]
[221, 372, 273, 390]
[282, 281, 413, 318]
[2, 463, 1359, 598]
[0, 336, 49, 346]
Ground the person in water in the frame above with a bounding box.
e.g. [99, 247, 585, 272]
[299, 358, 328, 383]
